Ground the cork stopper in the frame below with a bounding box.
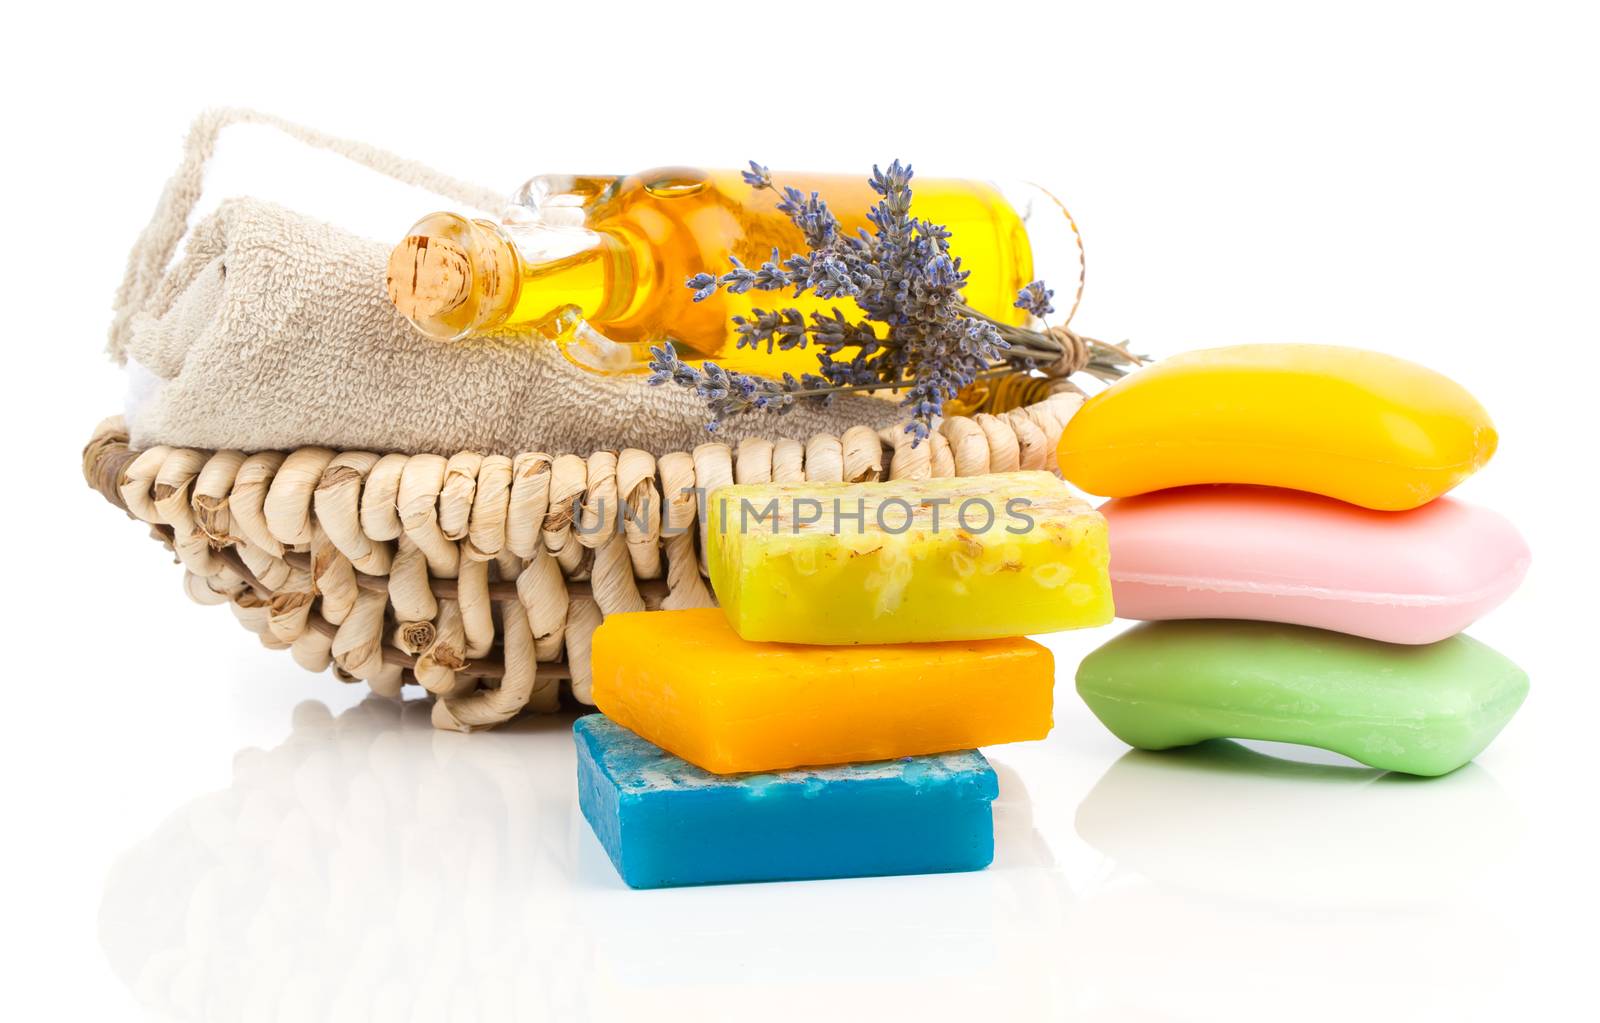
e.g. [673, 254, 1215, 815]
[387, 235, 472, 321]
[384, 212, 519, 341]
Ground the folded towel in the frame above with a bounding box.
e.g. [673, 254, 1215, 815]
[111, 109, 900, 456]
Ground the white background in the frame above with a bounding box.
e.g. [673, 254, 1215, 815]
[3, 1, 1597, 1019]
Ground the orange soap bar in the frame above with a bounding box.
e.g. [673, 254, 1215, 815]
[1057, 344, 1498, 511]
[590, 608, 1054, 774]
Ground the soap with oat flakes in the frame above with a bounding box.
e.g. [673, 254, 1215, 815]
[705, 471, 1113, 644]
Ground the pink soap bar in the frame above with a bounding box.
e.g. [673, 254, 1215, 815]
[1101, 486, 1529, 644]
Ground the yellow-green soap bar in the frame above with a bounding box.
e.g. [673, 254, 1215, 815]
[706, 471, 1113, 644]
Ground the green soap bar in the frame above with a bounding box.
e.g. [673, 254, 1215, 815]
[1075, 620, 1528, 776]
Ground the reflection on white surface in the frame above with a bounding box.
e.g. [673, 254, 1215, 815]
[100, 699, 584, 1019]
[99, 700, 1070, 1021]
[1065, 741, 1525, 1021]
[1076, 740, 1522, 906]
[97, 697, 1540, 1021]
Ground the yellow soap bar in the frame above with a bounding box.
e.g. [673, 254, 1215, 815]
[590, 608, 1054, 774]
[706, 471, 1113, 644]
[1057, 344, 1497, 511]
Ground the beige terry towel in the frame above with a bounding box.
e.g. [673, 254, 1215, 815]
[111, 109, 900, 456]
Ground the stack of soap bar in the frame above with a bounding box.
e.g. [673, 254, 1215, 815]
[591, 607, 1053, 774]
[579, 472, 1096, 886]
[706, 470, 1113, 644]
[1076, 620, 1529, 776]
[575, 715, 998, 888]
[1058, 343, 1527, 774]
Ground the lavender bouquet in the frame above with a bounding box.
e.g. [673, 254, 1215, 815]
[647, 160, 1140, 444]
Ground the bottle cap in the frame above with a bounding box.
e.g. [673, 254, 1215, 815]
[387, 235, 471, 321]
[385, 213, 519, 341]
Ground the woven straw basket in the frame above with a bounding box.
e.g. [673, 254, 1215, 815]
[83, 391, 1082, 731]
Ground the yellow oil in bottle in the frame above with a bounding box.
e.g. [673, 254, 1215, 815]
[387, 167, 1041, 379]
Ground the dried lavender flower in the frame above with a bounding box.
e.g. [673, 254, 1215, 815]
[686, 272, 718, 302]
[718, 256, 758, 295]
[741, 161, 773, 189]
[647, 345, 837, 429]
[1015, 280, 1055, 319]
[732, 308, 809, 353]
[654, 161, 1141, 442]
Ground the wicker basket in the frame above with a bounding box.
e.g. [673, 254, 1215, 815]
[83, 392, 1081, 731]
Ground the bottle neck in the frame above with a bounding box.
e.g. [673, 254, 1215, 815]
[498, 220, 634, 331]
[387, 212, 635, 342]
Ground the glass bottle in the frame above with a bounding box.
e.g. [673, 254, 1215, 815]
[386, 167, 1083, 378]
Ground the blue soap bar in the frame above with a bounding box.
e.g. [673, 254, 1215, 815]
[574, 715, 999, 889]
